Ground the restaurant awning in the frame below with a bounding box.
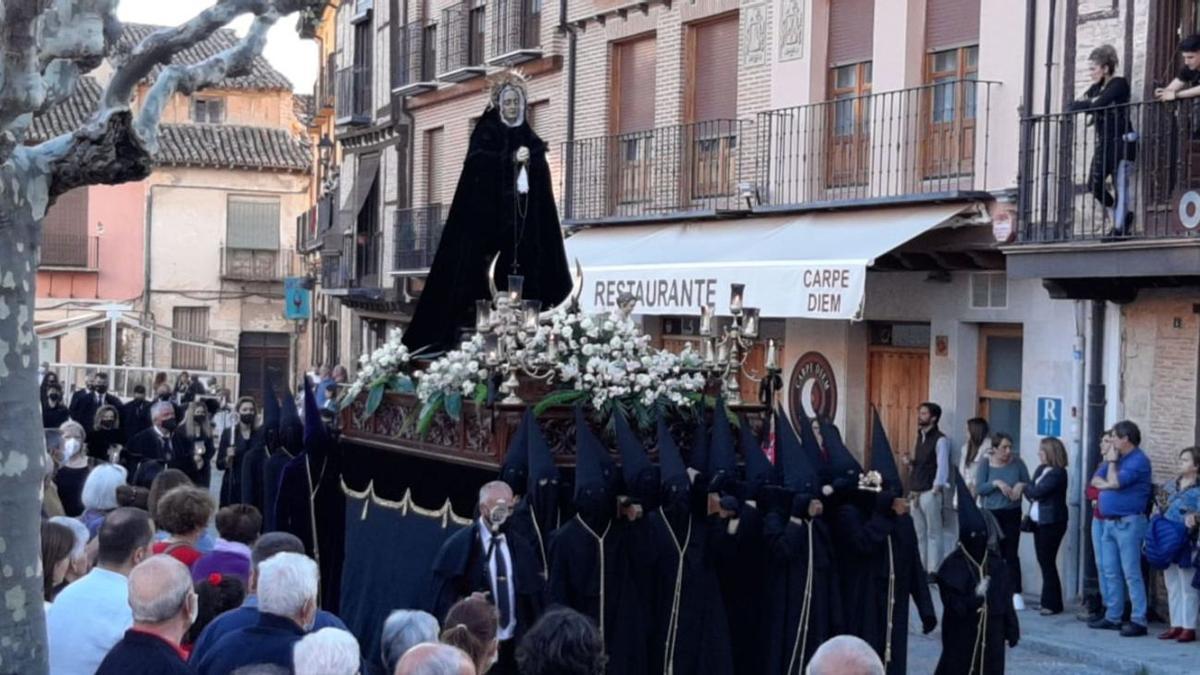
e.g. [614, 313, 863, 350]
[565, 203, 970, 319]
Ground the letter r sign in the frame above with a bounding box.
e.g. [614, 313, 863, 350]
[1037, 397, 1062, 437]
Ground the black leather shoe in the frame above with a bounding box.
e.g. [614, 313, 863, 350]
[1120, 622, 1148, 637]
[1088, 618, 1121, 630]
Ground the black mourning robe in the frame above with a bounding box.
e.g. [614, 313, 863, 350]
[43, 404, 70, 430]
[170, 429, 214, 488]
[935, 548, 1020, 675]
[274, 439, 346, 612]
[121, 399, 153, 439]
[217, 426, 261, 507]
[829, 498, 897, 653]
[262, 449, 294, 531]
[241, 444, 268, 513]
[548, 515, 650, 675]
[430, 520, 547, 644]
[883, 515, 938, 675]
[86, 428, 125, 464]
[645, 509, 734, 675]
[714, 500, 771, 675]
[763, 510, 839, 675]
[505, 501, 546, 578]
[402, 106, 572, 352]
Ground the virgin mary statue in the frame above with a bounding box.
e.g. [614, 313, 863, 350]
[402, 71, 572, 352]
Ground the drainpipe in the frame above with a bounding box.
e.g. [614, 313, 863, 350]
[561, 0, 577, 221]
[1068, 300, 1086, 599]
[1081, 300, 1107, 615]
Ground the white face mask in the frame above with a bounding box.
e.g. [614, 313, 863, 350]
[63, 438, 81, 461]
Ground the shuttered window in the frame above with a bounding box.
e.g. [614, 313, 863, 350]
[42, 187, 89, 267]
[425, 127, 443, 204]
[227, 196, 281, 250]
[690, 14, 739, 122]
[925, 0, 981, 51]
[172, 307, 209, 370]
[613, 35, 657, 134]
[828, 0, 875, 67]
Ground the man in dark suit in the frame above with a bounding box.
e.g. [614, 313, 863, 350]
[431, 480, 546, 675]
[124, 401, 179, 485]
[70, 371, 123, 432]
[121, 385, 154, 439]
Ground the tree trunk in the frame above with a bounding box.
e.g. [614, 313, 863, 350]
[0, 167, 51, 675]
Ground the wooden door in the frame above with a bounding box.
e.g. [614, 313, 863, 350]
[238, 332, 291, 403]
[868, 347, 930, 484]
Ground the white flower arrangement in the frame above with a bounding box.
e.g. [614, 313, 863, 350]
[340, 328, 416, 414]
[414, 333, 488, 404]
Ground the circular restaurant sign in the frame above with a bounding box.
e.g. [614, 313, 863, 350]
[789, 351, 838, 422]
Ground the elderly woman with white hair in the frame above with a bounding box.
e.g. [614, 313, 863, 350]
[55, 420, 93, 517]
[193, 552, 320, 675]
[79, 462, 128, 538]
[382, 610, 441, 674]
[294, 628, 361, 675]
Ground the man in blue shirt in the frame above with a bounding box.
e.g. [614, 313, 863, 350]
[1089, 420, 1153, 637]
[189, 533, 346, 666]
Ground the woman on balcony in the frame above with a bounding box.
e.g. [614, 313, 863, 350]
[1069, 44, 1137, 239]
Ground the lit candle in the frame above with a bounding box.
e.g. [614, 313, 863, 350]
[522, 300, 542, 331]
[546, 333, 559, 360]
[717, 339, 730, 364]
[703, 337, 717, 365]
[729, 283, 745, 314]
[765, 339, 779, 371]
[507, 275, 525, 303]
[699, 304, 715, 336]
[742, 307, 760, 338]
[475, 300, 493, 332]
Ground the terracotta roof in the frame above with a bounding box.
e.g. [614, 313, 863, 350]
[115, 22, 293, 92]
[29, 76, 102, 143]
[155, 124, 312, 173]
[293, 94, 315, 127]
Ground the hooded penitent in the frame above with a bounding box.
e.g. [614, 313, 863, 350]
[616, 410, 659, 509]
[956, 471, 990, 561]
[775, 409, 818, 518]
[574, 407, 613, 527]
[709, 400, 738, 495]
[526, 412, 561, 534]
[869, 408, 904, 500]
[264, 379, 302, 531]
[739, 413, 779, 498]
[657, 415, 692, 525]
[500, 409, 532, 496]
[819, 416, 864, 499]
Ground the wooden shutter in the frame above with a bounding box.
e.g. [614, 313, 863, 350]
[828, 0, 875, 66]
[172, 307, 209, 370]
[227, 197, 281, 250]
[42, 187, 89, 266]
[614, 35, 657, 134]
[925, 0, 980, 50]
[425, 128, 443, 204]
[691, 14, 740, 122]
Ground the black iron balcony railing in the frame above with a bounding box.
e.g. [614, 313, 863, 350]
[755, 79, 997, 210]
[41, 233, 99, 269]
[395, 20, 438, 96]
[393, 204, 446, 273]
[564, 119, 748, 224]
[489, 0, 541, 65]
[439, 0, 487, 81]
[318, 52, 336, 111]
[321, 253, 353, 290]
[221, 247, 294, 282]
[335, 65, 372, 124]
[1017, 98, 1200, 243]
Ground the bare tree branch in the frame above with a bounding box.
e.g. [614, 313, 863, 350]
[0, 0, 51, 135]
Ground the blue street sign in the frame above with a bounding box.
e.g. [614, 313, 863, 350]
[284, 277, 311, 320]
[1037, 397, 1063, 437]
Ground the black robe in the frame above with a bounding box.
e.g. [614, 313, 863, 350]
[430, 520, 547, 644]
[43, 404, 70, 430]
[262, 450, 294, 531]
[217, 426, 261, 507]
[402, 107, 572, 352]
[241, 444, 268, 513]
[762, 509, 840, 675]
[170, 429, 215, 488]
[935, 548, 1020, 675]
[548, 515, 650, 675]
[121, 399, 153, 439]
[86, 428, 125, 464]
[882, 515, 938, 675]
[714, 500, 771, 675]
[645, 509, 734, 675]
[830, 499, 902, 662]
[274, 441, 346, 613]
